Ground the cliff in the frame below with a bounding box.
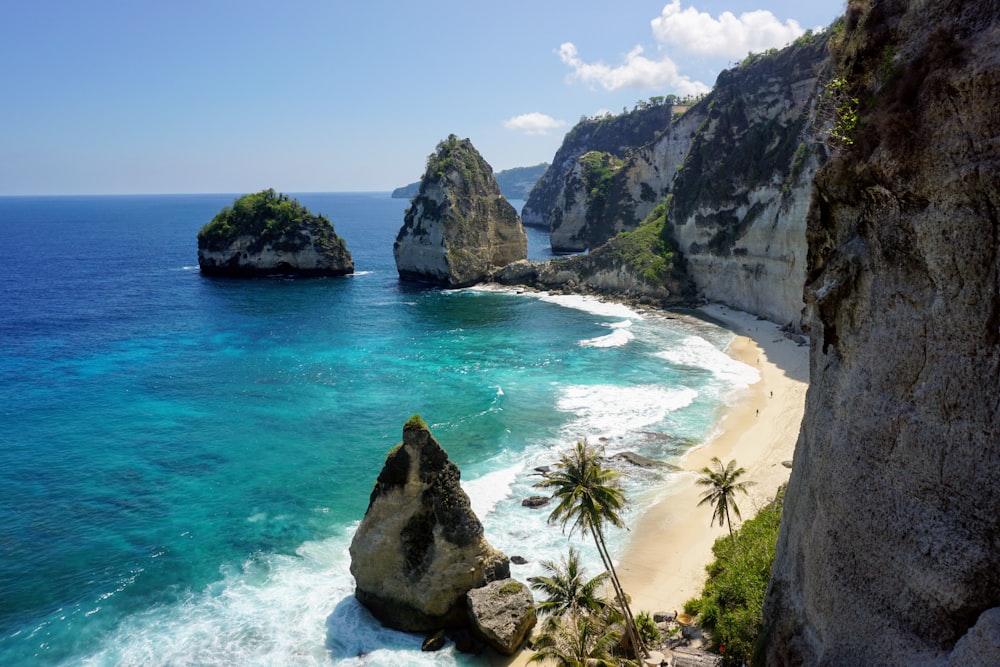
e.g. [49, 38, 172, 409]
[528, 38, 830, 329]
[762, 2, 1000, 665]
[197, 189, 353, 277]
[392, 163, 548, 201]
[394, 135, 528, 287]
[522, 103, 678, 235]
[349, 415, 510, 632]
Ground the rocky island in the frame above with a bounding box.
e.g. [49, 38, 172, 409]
[393, 135, 528, 287]
[349, 415, 535, 654]
[197, 189, 353, 277]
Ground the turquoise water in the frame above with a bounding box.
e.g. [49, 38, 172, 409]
[0, 193, 756, 665]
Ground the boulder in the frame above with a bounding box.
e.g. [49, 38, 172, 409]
[349, 415, 509, 632]
[467, 578, 537, 656]
[521, 495, 550, 508]
[197, 189, 353, 277]
[394, 135, 528, 287]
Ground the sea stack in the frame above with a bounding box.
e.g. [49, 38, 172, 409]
[393, 135, 528, 287]
[197, 189, 353, 277]
[349, 415, 510, 632]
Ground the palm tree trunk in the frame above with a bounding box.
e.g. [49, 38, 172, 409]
[593, 523, 646, 658]
[725, 504, 733, 539]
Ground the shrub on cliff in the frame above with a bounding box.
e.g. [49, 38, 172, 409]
[607, 201, 678, 285]
[685, 486, 785, 666]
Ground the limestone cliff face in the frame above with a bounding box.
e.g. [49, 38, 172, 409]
[762, 3, 1000, 665]
[394, 135, 527, 287]
[668, 37, 830, 330]
[531, 37, 829, 328]
[349, 416, 510, 632]
[197, 189, 353, 277]
[522, 104, 677, 236]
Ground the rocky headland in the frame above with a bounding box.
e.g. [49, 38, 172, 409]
[761, 1, 1000, 665]
[393, 135, 528, 287]
[519, 34, 831, 329]
[197, 189, 353, 277]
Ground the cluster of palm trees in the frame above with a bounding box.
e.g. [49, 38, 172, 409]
[526, 440, 753, 666]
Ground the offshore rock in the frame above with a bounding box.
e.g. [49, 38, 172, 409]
[197, 189, 353, 277]
[466, 578, 536, 656]
[394, 135, 527, 287]
[349, 415, 510, 632]
[762, 2, 1000, 665]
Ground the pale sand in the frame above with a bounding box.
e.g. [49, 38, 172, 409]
[493, 304, 809, 665]
[616, 303, 809, 615]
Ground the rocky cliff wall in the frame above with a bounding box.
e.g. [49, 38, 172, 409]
[532, 37, 829, 328]
[762, 2, 1000, 665]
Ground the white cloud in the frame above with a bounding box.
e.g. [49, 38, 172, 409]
[557, 42, 710, 96]
[651, 0, 805, 58]
[502, 112, 567, 136]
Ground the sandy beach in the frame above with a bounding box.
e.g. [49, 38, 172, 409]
[616, 303, 809, 616]
[494, 303, 809, 665]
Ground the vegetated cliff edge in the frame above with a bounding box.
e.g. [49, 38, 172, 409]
[394, 135, 527, 288]
[519, 34, 831, 329]
[762, 2, 1000, 665]
[197, 189, 353, 277]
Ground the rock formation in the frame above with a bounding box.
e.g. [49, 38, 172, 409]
[197, 189, 353, 277]
[466, 578, 536, 655]
[523, 35, 830, 329]
[393, 135, 528, 287]
[762, 2, 1000, 665]
[349, 415, 510, 632]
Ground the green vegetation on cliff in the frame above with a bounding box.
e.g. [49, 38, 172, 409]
[685, 487, 785, 666]
[198, 189, 345, 251]
[395, 163, 549, 200]
[607, 201, 677, 284]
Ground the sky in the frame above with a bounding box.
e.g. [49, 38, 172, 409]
[1, 1, 845, 195]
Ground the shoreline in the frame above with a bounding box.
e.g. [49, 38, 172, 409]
[494, 301, 809, 665]
[617, 303, 809, 616]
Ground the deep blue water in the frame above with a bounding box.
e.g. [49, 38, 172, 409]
[0, 193, 756, 665]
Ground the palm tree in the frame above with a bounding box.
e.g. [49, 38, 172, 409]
[535, 440, 646, 658]
[696, 456, 755, 539]
[528, 612, 622, 667]
[529, 547, 615, 629]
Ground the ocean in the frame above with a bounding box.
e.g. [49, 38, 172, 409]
[0, 192, 759, 666]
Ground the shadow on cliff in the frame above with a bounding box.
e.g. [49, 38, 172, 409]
[325, 594, 425, 661]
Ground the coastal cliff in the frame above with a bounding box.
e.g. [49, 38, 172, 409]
[197, 189, 353, 277]
[524, 36, 829, 328]
[762, 2, 1000, 665]
[394, 135, 528, 287]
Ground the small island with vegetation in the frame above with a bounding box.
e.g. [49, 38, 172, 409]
[197, 189, 354, 277]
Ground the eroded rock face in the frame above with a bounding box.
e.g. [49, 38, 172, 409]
[466, 579, 536, 656]
[393, 135, 527, 287]
[197, 189, 353, 277]
[349, 415, 510, 632]
[762, 2, 1000, 665]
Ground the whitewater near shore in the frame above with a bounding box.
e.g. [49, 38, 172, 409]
[498, 302, 809, 665]
[617, 303, 808, 615]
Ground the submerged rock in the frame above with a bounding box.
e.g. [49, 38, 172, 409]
[349, 415, 510, 632]
[394, 135, 527, 287]
[197, 189, 353, 277]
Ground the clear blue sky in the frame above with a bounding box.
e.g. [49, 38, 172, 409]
[1, 1, 844, 195]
